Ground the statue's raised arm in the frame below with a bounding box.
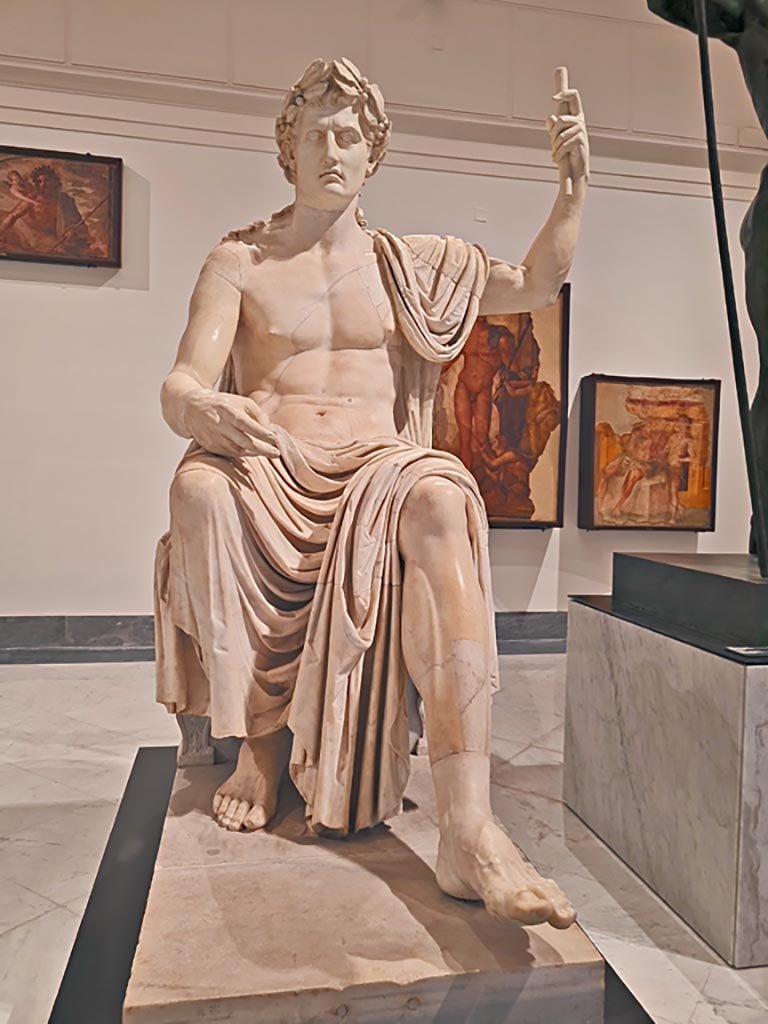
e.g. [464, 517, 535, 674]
[480, 72, 589, 315]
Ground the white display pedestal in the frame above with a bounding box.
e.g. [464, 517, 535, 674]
[564, 597, 768, 968]
[124, 756, 604, 1023]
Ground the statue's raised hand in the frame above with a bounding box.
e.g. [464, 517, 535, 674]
[546, 81, 590, 187]
[183, 391, 280, 459]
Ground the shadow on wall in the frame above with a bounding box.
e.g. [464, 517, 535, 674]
[0, 165, 150, 291]
[556, 385, 697, 607]
[488, 528, 556, 611]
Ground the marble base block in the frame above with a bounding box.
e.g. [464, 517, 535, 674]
[564, 599, 768, 968]
[124, 758, 604, 1023]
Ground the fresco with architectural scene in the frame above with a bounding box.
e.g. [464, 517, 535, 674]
[579, 375, 721, 531]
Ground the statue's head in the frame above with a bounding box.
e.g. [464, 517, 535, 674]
[275, 59, 392, 210]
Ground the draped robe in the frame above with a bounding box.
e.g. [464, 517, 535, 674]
[154, 229, 499, 835]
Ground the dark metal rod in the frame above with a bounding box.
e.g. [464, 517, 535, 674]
[694, 0, 768, 576]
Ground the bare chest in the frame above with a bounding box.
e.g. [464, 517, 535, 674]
[240, 250, 397, 353]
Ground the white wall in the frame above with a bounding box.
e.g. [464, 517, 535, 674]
[0, 0, 764, 614]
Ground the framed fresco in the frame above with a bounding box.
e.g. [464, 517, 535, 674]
[578, 375, 721, 531]
[0, 145, 122, 267]
[432, 284, 570, 528]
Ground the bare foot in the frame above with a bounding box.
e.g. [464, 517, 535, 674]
[436, 815, 576, 929]
[212, 728, 291, 832]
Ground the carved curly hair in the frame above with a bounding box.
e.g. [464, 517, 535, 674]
[275, 58, 392, 185]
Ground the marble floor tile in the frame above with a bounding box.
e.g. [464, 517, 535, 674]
[486, 733, 530, 765]
[0, 799, 119, 906]
[509, 744, 564, 767]
[534, 721, 565, 753]
[690, 966, 768, 1022]
[0, 906, 81, 1024]
[0, 763, 88, 838]
[0, 878, 58, 937]
[2, 654, 768, 1023]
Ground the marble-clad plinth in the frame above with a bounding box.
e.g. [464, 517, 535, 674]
[564, 598, 768, 968]
[123, 757, 604, 1023]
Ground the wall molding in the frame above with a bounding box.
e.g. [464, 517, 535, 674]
[0, 77, 764, 202]
[0, 612, 566, 663]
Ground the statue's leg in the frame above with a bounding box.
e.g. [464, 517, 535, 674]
[398, 477, 575, 928]
[169, 464, 293, 832]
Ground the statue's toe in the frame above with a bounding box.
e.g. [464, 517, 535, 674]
[215, 794, 234, 827]
[244, 803, 270, 831]
[502, 888, 553, 924]
[226, 799, 250, 831]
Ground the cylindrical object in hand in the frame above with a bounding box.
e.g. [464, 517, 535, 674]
[555, 66, 574, 197]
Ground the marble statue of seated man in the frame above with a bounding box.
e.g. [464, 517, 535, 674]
[154, 58, 588, 929]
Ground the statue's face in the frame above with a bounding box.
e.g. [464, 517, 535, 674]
[293, 101, 373, 210]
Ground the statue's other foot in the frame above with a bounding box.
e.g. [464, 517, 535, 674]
[436, 815, 576, 929]
[212, 728, 292, 832]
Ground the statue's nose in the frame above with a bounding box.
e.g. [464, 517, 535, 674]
[320, 134, 341, 165]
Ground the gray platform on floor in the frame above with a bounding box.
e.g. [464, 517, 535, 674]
[564, 596, 768, 968]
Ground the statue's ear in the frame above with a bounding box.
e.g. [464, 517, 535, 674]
[365, 156, 381, 180]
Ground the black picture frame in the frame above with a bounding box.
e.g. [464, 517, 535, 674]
[0, 144, 122, 268]
[578, 373, 722, 532]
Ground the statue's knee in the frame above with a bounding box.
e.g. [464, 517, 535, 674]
[401, 478, 467, 547]
[170, 466, 232, 521]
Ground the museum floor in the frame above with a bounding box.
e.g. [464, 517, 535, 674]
[1, 655, 767, 1023]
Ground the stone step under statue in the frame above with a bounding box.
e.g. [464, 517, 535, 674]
[123, 757, 604, 1024]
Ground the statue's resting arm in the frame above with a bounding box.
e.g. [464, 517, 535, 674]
[160, 244, 242, 439]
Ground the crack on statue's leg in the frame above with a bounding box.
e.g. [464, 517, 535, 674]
[212, 726, 292, 832]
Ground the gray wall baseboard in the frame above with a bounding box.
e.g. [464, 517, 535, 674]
[0, 616, 154, 665]
[495, 612, 567, 655]
[0, 612, 566, 664]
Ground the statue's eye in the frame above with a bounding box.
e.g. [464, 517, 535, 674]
[338, 130, 359, 146]
[306, 129, 323, 142]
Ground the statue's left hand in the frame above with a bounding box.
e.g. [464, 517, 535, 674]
[546, 84, 590, 186]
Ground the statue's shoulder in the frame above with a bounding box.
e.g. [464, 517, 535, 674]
[198, 237, 245, 290]
[221, 203, 295, 260]
[221, 219, 268, 246]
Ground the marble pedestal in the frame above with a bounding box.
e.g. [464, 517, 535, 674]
[564, 598, 768, 968]
[124, 757, 604, 1023]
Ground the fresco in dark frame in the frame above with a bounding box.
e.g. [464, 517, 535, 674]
[579, 374, 721, 531]
[0, 145, 122, 267]
[433, 286, 570, 528]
